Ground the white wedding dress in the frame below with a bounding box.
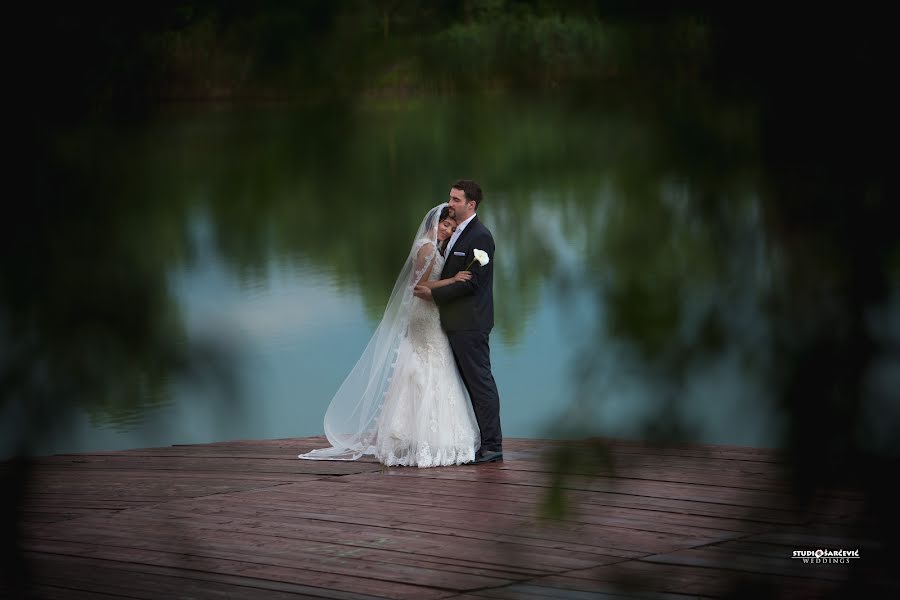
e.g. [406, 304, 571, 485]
[298, 204, 480, 468]
[372, 248, 480, 467]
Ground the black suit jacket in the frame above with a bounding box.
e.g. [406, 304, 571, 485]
[432, 216, 495, 332]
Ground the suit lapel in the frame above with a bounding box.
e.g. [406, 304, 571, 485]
[451, 216, 479, 253]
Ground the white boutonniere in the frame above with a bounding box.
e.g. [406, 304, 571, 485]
[464, 249, 490, 271]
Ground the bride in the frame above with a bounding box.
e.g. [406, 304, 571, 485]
[299, 203, 481, 467]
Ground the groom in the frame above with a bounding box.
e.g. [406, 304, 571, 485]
[414, 180, 503, 464]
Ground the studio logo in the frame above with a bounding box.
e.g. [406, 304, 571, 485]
[791, 549, 860, 564]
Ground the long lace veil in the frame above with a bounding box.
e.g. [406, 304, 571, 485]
[298, 203, 446, 460]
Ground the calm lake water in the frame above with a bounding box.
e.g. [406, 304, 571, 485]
[13, 92, 888, 458]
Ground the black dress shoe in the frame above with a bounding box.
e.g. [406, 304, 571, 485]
[472, 450, 503, 464]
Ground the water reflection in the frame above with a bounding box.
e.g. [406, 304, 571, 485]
[560, 178, 782, 444]
[11, 85, 893, 459]
[4, 89, 808, 456]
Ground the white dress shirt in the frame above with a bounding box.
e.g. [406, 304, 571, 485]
[445, 213, 476, 256]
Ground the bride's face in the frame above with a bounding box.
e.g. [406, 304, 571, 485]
[437, 218, 457, 242]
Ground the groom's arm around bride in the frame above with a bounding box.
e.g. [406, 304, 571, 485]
[429, 232, 494, 332]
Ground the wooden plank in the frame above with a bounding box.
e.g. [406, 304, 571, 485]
[13, 436, 888, 600]
[28, 551, 402, 599]
[25, 472, 306, 496]
[110, 490, 701, 559]
[24, 494, 536, 583]
[484, 449, 793, 479]
[26, 508, 554, 579]
[25, 540, 455, 600]
[197, 484, 743, 549]
[26, 467, 324, 484]
[464, 584, 638, 599]
[28, 552, 390, 600]
[27, 512, 610, 575]
[748, 527, 884, 550]
[26, 584, 138, 599]
[360, 468, 806, 515]
[331, 473, 808, 525]
[31, 454, 378, 476]
[20, 469, 319, 525]
[641, 547, 851, 582]
[103, 506, 559, 577]
[531, 559, 849, 597]
[511, 438, 786, 464]
[514, 570, 839, 599]
[255, 476, 783, 534]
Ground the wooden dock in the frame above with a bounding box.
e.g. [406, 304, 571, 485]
[14, 437, 890, 599]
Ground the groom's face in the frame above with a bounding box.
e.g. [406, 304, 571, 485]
[448, 187, 474, 221]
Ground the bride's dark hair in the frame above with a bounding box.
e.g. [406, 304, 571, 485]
[424, 205, 452, 234]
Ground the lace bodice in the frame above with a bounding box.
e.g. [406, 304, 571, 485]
[428, 251, 444, 281]
[408, 252, 446, 361]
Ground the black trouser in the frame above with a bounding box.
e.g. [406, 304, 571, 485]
[447, 330, 502, 452]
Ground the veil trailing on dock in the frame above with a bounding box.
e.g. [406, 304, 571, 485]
[298, 203, 446, 460]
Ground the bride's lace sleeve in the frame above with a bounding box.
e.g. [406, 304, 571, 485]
[414, 241, 436, 286]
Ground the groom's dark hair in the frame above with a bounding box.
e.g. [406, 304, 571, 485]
[452, 179, 483, 207]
